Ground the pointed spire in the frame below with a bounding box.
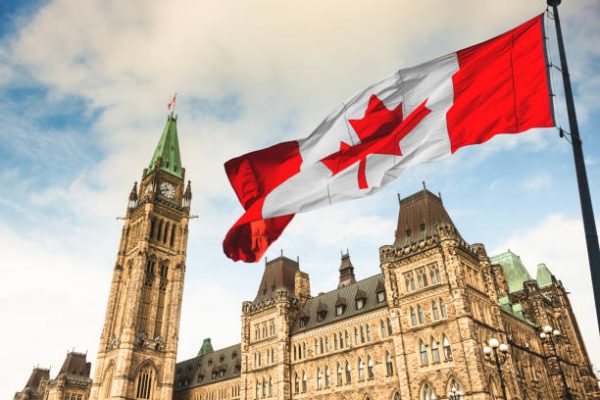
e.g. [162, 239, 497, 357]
[338, 250, 356, 288]
[198, 338, 214, 357]
[183, 180, 192, 208]
[128, 182, 138, 209]
[148, 114, 183, 178]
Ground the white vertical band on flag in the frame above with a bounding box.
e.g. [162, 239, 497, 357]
[262, 53, 459, 219]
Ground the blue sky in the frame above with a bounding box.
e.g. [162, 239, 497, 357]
[1, 0, 599, 397]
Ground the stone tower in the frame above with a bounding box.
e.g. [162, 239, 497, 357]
[89, 114, 192, 400]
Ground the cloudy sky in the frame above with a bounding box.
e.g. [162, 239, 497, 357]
[1, 0, 599, 397]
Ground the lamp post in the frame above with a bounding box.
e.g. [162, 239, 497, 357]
[483, 338, 510, 400]
[448, 387, 464, 400]
[540, 325, 573, 400]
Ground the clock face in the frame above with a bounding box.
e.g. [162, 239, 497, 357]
[160, 182, 176, 199]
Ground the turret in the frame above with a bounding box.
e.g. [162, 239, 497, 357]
[338, 251, 356, 288]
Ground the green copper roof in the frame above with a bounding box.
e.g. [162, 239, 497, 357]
[536, 263, 553, 288]
[198, 338, 214, 357]
[148, 115, 182, 178]
[490, 250, 532, 293]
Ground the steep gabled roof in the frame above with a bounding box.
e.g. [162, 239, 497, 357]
[23, 367, 50, 392]
[57, 352, 91, 378]
[491, 250, 532, 293]
[536, 263, 554, 288]
[255, 256, 299, 302]
[174, 344, 241, 392]
[148, 115, 183, 178]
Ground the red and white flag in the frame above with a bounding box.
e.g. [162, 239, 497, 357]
[224, 15, 554, 262]
[168, 94, 177, 112]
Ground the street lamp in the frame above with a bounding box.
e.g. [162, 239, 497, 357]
[540, 325, 573, 400]
[448, 386, 464, 400]
[483, 338, 510, 400]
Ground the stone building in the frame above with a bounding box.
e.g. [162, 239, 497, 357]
[172, 190, 599, 400]
[15, 114, 599, 399]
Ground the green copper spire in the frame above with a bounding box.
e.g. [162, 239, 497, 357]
[490, 250, 532, 293]
[536, 263, 554, 288]
[198, 338, 214, 357]
[148, 115, 182, 178]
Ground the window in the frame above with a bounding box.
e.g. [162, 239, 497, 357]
[410, 307, 417, 326]
[405, 272, 415, 292]
[432, 301, 439, 320]
[315, 339, 320, 355]
[255, 382, 260, 399]
[431, 338, 440, 363]
[420, 383, 437, 400]
[366, 325, 372, 341]
[418, 305, 425, 324]
[294, 373, 299, 394]
[339, 332, 344, 349]
[377, 290, 386, 303]
[443, 335, 453, 361]
[387, 318, 393, 336]
[380, 320, 386, 337]
[336, 304, 346, 316]
[417, 268, 428, 288]
[325, 367, 331, 387]
[429, 263, 441, 284]
[386, 352, 394, 376]
[355, 328, 359, 344]
[360, 326, 365, 343]
[448, 379, 463, 397]
[325, 337, 330, 352]
[268, 377, 272, 397]
[317, 368, 322, 389]
[345, 361, 352, 383]
[135, 365, 154, 400]
[302, 371, 307, 392]
[344, 331, 350, 348]
[336, 362, 343, 385]
[302, 343, 306, 359]
[367, 357, 374, 379]
[440, 299, 447, 318]
[334, 334, 338, 350]
[419, 340, 429, 365]
[358, 358, 365, 380]
[356, 298, 365, 310]
[317, 310, 327, 322]
[299, 316, 309, 328]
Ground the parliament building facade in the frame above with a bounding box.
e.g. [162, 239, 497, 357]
[15, 117, 600, 400]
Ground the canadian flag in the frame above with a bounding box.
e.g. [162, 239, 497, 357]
[224, 15, 554, 262]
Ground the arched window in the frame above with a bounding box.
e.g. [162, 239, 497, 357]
[380, 320, 386, 337]
[255, 381, 259, 398]
[144, 258, 155, 287]
[431, 338, 440, 363]
[418, 305, 425, 324]
[367, 357, 374, 379]
[302, 371, 307, 393]
[447, 378, 463, 397]
[344, 330, 350, 348]
[345, 361, 352, 383]
[159, 264, 168, 291]
[163, 222, 170, 244]
[302, 342, 306, 359]
[366, 325, 372, 341]
[354, 328, 359, 344]
[294, 373, 299, 394]
[135, 365, 155, 400]
[386, 352, 394, 376]
[420, 383, 437, 400]
[358, 358, 365, 380]
[334, 334, 339, 350]
[442, 335, 453, 361]
[325, 366, 330, 387]
[440, 299, 447, 318]
[432, 301, 439, 320]
[293, 345, 297, 361]
[392, 391, 401, 400]
[170, 224, 176, 247]
[387, 318, 393, 336]
[268, 377, 272, 396]
[317, 368, 322, 389]
[419, 340, 429, 365]
[410, 307, 417, 326]
[430, 264, 441, 284]
[336, 362, 343, 386]
[156, 220, 164, 242]
[262, 377, 266, 397]
[99, 364, 114, 399]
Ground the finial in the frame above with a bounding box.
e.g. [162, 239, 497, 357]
[167, 93, 177, 117]
[438, 192, 443, 202]
[422, 181, 427, 190]
[280, 249, 283, 257]
[397, 193, 401, 205]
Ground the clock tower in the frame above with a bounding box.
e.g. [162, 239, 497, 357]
[89, 114, 192, 400]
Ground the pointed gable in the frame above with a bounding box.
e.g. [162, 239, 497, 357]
[491, 250, 532, 293]
[536, 263, 554, 288]
[148, 114, 183, 178]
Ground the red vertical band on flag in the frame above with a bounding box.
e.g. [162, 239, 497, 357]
[223, 141, 302, 262]
[447, 15, 554, 153]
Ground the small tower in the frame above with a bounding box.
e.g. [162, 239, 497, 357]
[338, 251, 356, 288]
[89, 114, 191, 400]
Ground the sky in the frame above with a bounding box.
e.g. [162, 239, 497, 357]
[0, 0, 599, 397]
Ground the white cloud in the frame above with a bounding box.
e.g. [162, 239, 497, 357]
[491, 214, 600, 371]
[519, 173, 553, 191]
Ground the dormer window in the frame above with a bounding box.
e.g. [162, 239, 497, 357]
[299, 316, 309, 328]
[336, 305, 346, 316]
[356, 298, 365, 310]
[317, 310, 327, 322]
[377, 291, 386, 303]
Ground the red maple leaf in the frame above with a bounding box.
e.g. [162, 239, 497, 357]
[321, 94, 431, 189]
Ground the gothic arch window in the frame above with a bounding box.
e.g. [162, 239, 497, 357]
[294, 373, 299, 394]
[144, 258, 156, 287]
[301, 370, 307, 392]
[429, 263, 441, 284]
[325, 366, 330, 387]
[170, 224, 176, 247]
[99, 364, 114, 399]
[317, 367, 322, 389]
[442, 335, 453, 361]
[380, 320, 386, 337]
[432, 301, 439, 320]
[268, 377, 272, 396]
[392, 391, 401, 400]
[386, 352, 394, 376]
[431, 338, 440, 363]
[358, 357, 365, 380]
[419, 340, 429, 365]
[366, 324, 372, 341]
[345, 361, 352, 383]
[159, 264, 168, 291]
[367, 356, 374, 379]
[334, 334, 339, 350]
[163, 222, 170, 244]
[156, 219, 164, 242]
[410, 307, 417, 326]
[420, 383, 437, 400]
[440, 299, 447, 318]
[447, 378, 463, 396]
[387, 318, 393, 336]
[150, 217, 157, 239]
[135, 364, 155, 400]
[344, 330, 349, 348]
[417, 268, 428, 288]
[255, 381, 259, 398]
[418, 305, 425, 324]
[336, 362, 343, 386]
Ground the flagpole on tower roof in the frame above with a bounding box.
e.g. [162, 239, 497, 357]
[548, 0, 600, 335]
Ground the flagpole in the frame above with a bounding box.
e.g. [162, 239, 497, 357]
[548, 0, 600, 334]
